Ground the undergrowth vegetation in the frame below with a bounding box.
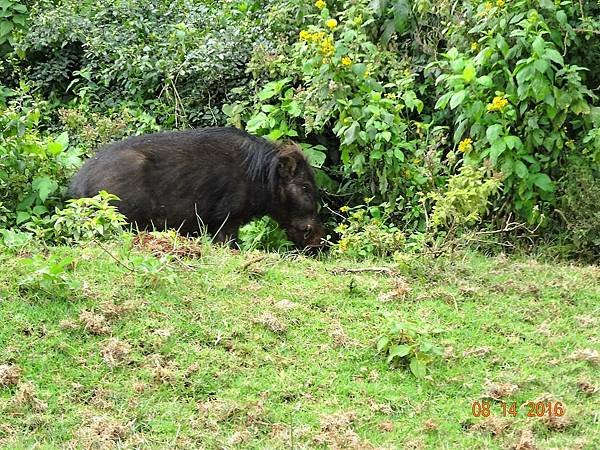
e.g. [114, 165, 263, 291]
[1, 0, 598, 257]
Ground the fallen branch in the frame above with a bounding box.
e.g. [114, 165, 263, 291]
[331, 267, 397, 276]
[238, 255, 268, 271]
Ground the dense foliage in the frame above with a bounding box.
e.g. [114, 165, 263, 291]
[1, 0, 599, 257]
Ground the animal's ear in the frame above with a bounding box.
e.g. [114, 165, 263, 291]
[277, 153, 298, 180]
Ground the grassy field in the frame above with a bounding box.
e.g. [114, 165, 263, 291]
[0, 234, 598, 449]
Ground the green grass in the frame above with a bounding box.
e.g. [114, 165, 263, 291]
[0, 236, 598, 449]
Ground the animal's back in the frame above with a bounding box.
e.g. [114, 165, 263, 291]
[68, 127, 268, 234]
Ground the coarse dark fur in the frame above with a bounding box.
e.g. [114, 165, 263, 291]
[69, 127, 324, 248]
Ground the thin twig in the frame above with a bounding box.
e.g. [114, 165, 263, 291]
[93, 240, 135, 272]
[238, 255, 268, 271]
[331, 267, 397, 276]
[574, 28, 600, 35]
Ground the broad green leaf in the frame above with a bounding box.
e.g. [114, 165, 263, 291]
[532, 36, 545, 56]
[462, 64, 476, 83]
[533, 173, 555, 192]
[486, 124, 503, 143]
[450, 90, 467, 109]
[32, 176, 58, 203]
[504, 135, 522, 150]
[389, 344, 411, 358]
[352, 63, 367, 77]
[476, 75, 493, 88]
[515, 160, 528, 178]
[435, 92, 452, 109]
[377, 336, 390, 352]
[409, 357, 427, 378]
[343, 122, 360, 145]
[303, 147, 326, 168]
[544, 48, 564, 66]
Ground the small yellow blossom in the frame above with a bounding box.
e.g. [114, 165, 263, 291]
[385, 92, 397, 100]
[484, 2, 493, 11]
[326, 19, 337, 30]
[315, 0, 326, 9]
[320, 38, 334, 57]
[458, 137, 473, 153]
[353, 15, 363, 25]
[496, 0, 505, 7]
[340, 205, 350, 212]
[341, 56, 352, 66]
[312, 31, 326, 42]
[487, 95, 509, 112]
[338, 238, 349, 252]
[299, 30, 311, 41]
[471, 42, 478, 51]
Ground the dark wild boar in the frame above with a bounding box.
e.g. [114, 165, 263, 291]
[69, 127, 324, 249]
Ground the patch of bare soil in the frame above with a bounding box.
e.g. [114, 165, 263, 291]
[314, 412, 376, 450]
[100, 338, 131, 368]
[569, 349, 600, 364]
[510, 429, 536, 450]
[462, 346, 492, 358]
[133, 232, 202, 258]
[483, 380, 519, 400]
[540, 413, 572, 431]
[13, 382, 47, 412]
[74, 415, 128, 449]
[0, 364, 21, 387]
[254, 312, 287, 333]
[378, 276, 411, 301]
[576, 379, 599, 395]
[79, 311, 110, 335]
[470, 416, 512, 437]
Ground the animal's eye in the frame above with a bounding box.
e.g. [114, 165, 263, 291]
[302, 185, 310, 192]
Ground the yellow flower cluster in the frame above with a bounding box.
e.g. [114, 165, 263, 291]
[496, 0, 505, 7]
[320, 37, 334, 57]
[299, 30, 327, 42]
[341, 56, 352, 66]
[484, 2, 493, 11]
[471, 42, 478, 51]
[315, 0, 326, 9]
[326, 19, 337, 30]
[458, 137, 473, 153]
[340, 205, 350, 212]
[487, 96, 509, 112]
[385, 92, 397, 100]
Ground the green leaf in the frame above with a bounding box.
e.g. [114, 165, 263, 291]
[490, 139, 507, 163]
[409, 357, 427, 378]
[504, 135, 522, 150]
[532, 173, 555, 192]
[515, 160, 528, 178]
[352, 63, 367, 77]
[462, 64, 476, 83]
[303, 147, 326, 168]
[544, 48, 564, 66]
[476, 76, 493, 88]
[389, 344, 411, 358]
[377, 336, 390, 352]
[16, 211, 30, 225]
[343, 122, 360, 145]
[32, 176, 58, 203]
[450, 90, 467, 109]
[486, 124, 503, 143]
[434, 92, 452, 110]
[532, 36, 545, 56]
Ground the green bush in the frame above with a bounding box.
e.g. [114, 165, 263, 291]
[0, 99, 82, 229]
[556, 156, 600, 258]
[11, 0, 270, 127]
[28, 191, 127, 245]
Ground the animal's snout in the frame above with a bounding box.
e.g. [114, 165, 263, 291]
[303, 224, 313, 240]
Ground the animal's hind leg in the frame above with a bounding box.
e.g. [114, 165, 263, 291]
[213, 227, 240, 249]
